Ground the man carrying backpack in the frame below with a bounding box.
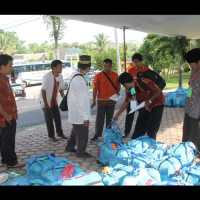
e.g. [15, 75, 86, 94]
[123, 53, 150, 138]
[113, 72, 165, 140]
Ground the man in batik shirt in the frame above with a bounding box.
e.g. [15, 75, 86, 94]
[0, 54, 25, 168]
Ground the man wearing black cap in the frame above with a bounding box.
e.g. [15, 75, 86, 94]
[183, 48, 200, 152]
[64, 55, 93, 158]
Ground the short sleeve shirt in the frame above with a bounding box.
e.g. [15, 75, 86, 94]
[128, 65, 150, 78]
[93, 71, 121, 100]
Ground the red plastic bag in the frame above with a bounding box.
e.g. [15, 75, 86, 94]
[62, 164, 75, 180]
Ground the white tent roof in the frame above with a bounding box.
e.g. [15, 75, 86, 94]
[54, 15, 200, 39]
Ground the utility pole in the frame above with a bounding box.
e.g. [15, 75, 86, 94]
[121, 26, 128, 72]
[114, 28, 121, 75]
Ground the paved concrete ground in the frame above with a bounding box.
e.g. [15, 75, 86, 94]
[1, 106, 199, 177]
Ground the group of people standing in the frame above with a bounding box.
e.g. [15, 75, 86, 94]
[0, 48, 200, 167]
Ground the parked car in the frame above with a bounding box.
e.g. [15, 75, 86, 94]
[10, 83, 26, 97]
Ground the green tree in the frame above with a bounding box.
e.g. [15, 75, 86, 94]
[126, 40, 140, 58]
[94, 33, 111, 53]
[0, 34, 16, 55]
[43, 16, 67, 59]
[139, 34, 190, 88]
[94, 48, 118, 72]
[0, 29, 27, 55]
[27, 43, 41, 53]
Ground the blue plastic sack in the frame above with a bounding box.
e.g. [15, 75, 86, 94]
[102, 121, 123, 143]
[122, 168, 161, 185]
[147, 155, 184, 181]
[96, 140, 123, 166]
[144, 142, 168, 159]
[172, 95, 186, 107]
[26, 153, 84, 185]
[109, 146, 140, 167]
[130, 152, 158, 169]
[181, 163, 200, 185]
[164, 92, 174, 107]
[102, 164, 134, 186]
[176, 87, 187, 96]
[167, 141, 197, 166]
[61, 172, 104, 186]
[126, 135, 156, 152]
[164, 96, 173, 107]
[1, 175, 31, 186]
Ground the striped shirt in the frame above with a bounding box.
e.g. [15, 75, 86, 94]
[185, 69, 200, 119]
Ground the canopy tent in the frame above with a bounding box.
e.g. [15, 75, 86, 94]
[54, 15, 200, 39]
[53, 15, 200, 72]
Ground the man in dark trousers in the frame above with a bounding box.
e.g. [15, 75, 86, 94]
[90, 59, 121, 140]
[37, 60, 68, 142]
[113, 72, 165, 140]
[123, 53, 150, 138]
[0, 54, 25, 168]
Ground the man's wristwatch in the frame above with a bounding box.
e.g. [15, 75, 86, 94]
[148, 100, 152, 104]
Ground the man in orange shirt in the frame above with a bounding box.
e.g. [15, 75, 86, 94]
[90, 59, 121, 140]
[0, 54, 25, 168]
[124, 53, 150, 138]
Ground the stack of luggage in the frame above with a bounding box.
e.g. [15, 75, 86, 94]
[164, 87, 187, 107]
[1, 120, 200, 186]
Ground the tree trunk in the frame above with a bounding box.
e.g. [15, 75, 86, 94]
[52, 17, 60, 59]
[178, 68, 182, 88]
[167, 68, 170, 81]
[55, 39, 59, 59]
[163, 68, 167, 81]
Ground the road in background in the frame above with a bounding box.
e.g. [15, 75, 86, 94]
[16, 85, 126, 130]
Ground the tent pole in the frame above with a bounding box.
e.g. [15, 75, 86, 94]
[114, 28, 121, 75]
[121, 26, 128, 72]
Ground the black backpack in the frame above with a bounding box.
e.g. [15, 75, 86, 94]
[137, 70, 166, 91]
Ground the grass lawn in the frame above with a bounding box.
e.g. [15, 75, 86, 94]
[164, 72, 190, 90]
[88, 72, 191, 91]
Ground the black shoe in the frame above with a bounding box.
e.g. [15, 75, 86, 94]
[90, 135, 98, 141]
[65, 148, 77, 153]
[77, 152, 93, 158]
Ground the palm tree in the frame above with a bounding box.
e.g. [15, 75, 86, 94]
[43, 16, 67, 59]
[94, 33, 110, 53]
[171, 36, 190, 88]
[0, 34, 16, 55]
[147, 34, 190, 88]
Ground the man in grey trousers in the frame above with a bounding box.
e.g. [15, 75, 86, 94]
[65, 55, 92, 158]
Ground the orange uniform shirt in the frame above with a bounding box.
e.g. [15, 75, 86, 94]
[128, 65, 150, 78]
[0, 73, 18, 128]
[93, 71, 121, 106]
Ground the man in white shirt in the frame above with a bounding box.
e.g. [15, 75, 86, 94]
[65, 55, 92, 158]
[38, 60, 68, 142]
